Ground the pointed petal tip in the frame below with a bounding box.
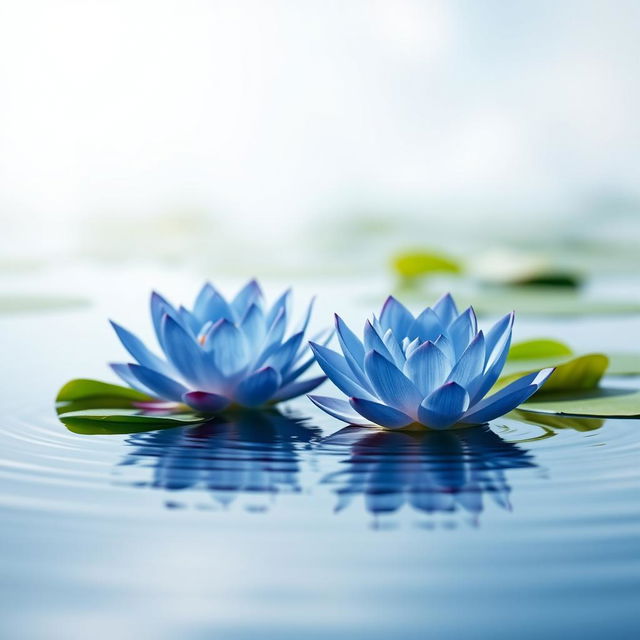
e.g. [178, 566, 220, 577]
[534, 366, 555, 385]
[109, 361, 130, 371]
[436, 291, 454, 304]
[255, 365, 278, 376]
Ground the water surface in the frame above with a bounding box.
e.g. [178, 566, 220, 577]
[1, 272, 639, 639]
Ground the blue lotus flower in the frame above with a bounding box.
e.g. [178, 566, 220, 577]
[309, 293, 553, 430]
[110, 280, 328, 413]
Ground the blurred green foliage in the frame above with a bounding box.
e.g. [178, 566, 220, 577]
[391, 250, 461, 280]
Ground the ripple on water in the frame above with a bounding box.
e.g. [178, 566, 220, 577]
[1, 401, 640, 533]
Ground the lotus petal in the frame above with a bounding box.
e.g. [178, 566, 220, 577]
[183, 390, 231, 413]
[231, 279, 263, 317]
[110, 321, 171, 375]
[461, 368, 554, 424]
[349, 397, 414, 428]
[433, 293, 458, 327]
[200, 291, 236, 324]
[294, 296, 315, 335]
[408, 307, 443, 342]
[110, 363, 156, 396]
[178, 306, 200, 337]
[310, 342, 375, 400]
[449, 307, 477, 358]
[446, 332, 485, 388]
[403, 340, 449, 396]
[193, 282, 216, 319]
[380, 296, 414, 337]
[363, 320, 396, 364]
[161, 314, 214, 388]
[128, 363, 189, 402]
[207, 319, 249, 375]
[240, 303, 267, 351]
[266, 289, 291, 327]
[364, 350, 422, 417]
[335, 314, 367, 379]
[267, 331, 304, 372]
[308, 395, 370, 425]
[382, 328, 405, 368]
[272, 375, 326, 402]
[150, 291, 180, 349]
[418, 382, 470, 429]
[235, 367, 281, 407]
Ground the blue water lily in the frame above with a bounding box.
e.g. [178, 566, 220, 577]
[110, 280, 328, 413]
[309, 293, 553, 430]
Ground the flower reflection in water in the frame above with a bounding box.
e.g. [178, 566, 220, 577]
[118, 411, 319, 511]
[321, 425, 537, 526]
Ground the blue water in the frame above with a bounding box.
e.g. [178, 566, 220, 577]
[1, 272, 640, 639]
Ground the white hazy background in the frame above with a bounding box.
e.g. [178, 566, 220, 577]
[1, 0, 639, 266]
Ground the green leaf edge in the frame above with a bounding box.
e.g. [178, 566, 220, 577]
[508, 338, 573, 361]
[56, 378, 153, 403]
[497, 354, 609, 394]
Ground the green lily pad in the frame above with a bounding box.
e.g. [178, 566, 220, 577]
[56, 378, 205, 434]
[607, 353, 640, 376]
[56, 378, 153, 405]
[521, 387, 640, 418]
[61, 410, 204, 435]
[501, 356, 571, 378]
[511, 271, 581, 288]
[498, 354, 609, 394]
[391, 250, 461, 280]
[511, 409, 605, 432]
[508, 339, 573, 360]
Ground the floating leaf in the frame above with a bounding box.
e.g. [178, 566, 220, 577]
[391, 250, 461, 280]
[521, 387, 640, 418]
[512, 271, 581, 288]
[511, 409, 604, 432]
[61, 410, 204, 435]
[498, 354, 608, 394]
[56, 378, 153, 405]
[501, 356, 570, 378]
[508, 339, 573, 361]
[56, 378, 204, 434]
[607, 353, 640, 376]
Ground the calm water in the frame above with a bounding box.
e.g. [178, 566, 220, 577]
[1, 271, 640, 639]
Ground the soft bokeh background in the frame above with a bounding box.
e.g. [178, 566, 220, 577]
[1, 0, 639, 275]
